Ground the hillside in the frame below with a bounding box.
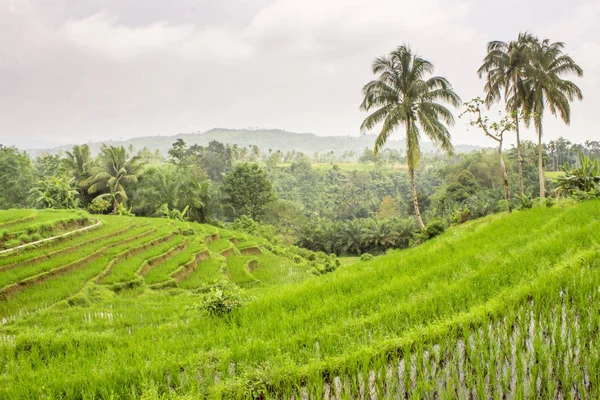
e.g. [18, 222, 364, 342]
[1, 202, 600, 398]
[25, 128, 484, 157]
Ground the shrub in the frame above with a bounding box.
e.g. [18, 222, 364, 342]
[89, 197, 110, 214]
[544, 197, 556, 208]
[422, 220, 446, 240]
[17, 234, 30, 243]
[360, 253, 373, 262]
[4, 239, 21, 248]
[517, 194, 533, 210]
[453, 208, 471, 224]
[182, 228, 195, 236]
[194, 280, 247, 316]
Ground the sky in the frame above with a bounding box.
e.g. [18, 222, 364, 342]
[0, 0, 598, 149]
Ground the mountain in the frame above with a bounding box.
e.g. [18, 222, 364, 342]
[24, 128, 484, 157]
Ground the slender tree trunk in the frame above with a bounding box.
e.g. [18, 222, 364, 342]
[408, 166, 425, 230]
[537, 121, 546, 199]
[498, 139, 511, 213]
[514, 111, 525, 197]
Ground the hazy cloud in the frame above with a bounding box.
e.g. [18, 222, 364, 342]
[0, 0, 597, 148]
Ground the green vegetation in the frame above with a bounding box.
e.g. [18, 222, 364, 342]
[0, 201, 598, 398]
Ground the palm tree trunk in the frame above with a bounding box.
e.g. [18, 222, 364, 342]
[537, 121, 546, 199]
[408, 166, 425, 230]
[514, 111, 525, 197]
[498, 139, 511, 213]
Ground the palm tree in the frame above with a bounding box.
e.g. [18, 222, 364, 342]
[341, 220, 367, 255]
[523, 39, 583, 198]
[88, 145, 145, 213]
[363, 220, 398, 253]
[478, 32, 537, 197]
[360, 45, 461, 230]
[61, 144, 93, 200]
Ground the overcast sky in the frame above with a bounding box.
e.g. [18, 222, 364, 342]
[0, 0, 598, 149]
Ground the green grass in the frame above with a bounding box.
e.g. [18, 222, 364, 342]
[207, 238, 233, 254]
[178, 258, 224, 289]
[101, 232, 185, 285]
[227, 255, 258, 285]
[337, 256, 360, 266]
[545, 170, 565, 181]
[143, 240, 207, 285]
[0, 202, 599, 398]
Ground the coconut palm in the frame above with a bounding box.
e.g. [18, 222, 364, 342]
[88, 145, 145, 213]
[360, 45, 461, 230]
[478, 32, 537, 197]
[61, 145, 92, 183]
[522, 39, 583, 198]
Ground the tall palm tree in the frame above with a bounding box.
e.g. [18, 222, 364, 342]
[88, 145, 145, 213]
[523, 39, 583, 198]
[478, 32, 537, 197]
[360, 45, 461, 230]
[61, 144, 93, 201]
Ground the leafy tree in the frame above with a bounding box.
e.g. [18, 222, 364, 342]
[28, 175, 80, 209]
[522, 38, 583, 198]
[222, 163, 276, 220]
[88, 145, 145, 213]
[478, 32, 537, 196]
[0, 146, 34, 209]
[360, 45, 461, 229]
[378, 195, 400, 219]
[461, 98, 514, 212]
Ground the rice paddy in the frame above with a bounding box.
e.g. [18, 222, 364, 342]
[0, 201, 599, 399]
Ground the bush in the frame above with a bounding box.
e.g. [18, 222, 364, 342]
[544, 197, 556, 208]
[517, 194, 533, 210]
[181, 228, 195, 236]
[422, 220, 446, 240]
[4, 239, 21, 248]
[89, 197, 110, 214]
[17, 234, 30, 243]
[453, 208, 471, 224]
[360, 253, 373, 262]
[194, 280, 247, 316]
[230, 215, 258, 235]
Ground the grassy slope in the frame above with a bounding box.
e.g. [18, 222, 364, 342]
[0, 202, 599, 398]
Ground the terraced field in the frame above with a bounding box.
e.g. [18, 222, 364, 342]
[0, 202, 599, 399]
[0, 211, 311, 319]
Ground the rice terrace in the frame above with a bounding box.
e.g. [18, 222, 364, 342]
[0, 201, 598, 398]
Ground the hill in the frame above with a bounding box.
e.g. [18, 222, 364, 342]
[25, 128, 484, 157]
[0, 202, 599, 398]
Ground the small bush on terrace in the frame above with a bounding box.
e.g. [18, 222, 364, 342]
[192, 280, 248, 316]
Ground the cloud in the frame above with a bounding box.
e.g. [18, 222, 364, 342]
[60, 12, 253, 62]
[246, 0, 475, 57]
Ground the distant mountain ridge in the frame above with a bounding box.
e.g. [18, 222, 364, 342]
[24, 128, 484, 157]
